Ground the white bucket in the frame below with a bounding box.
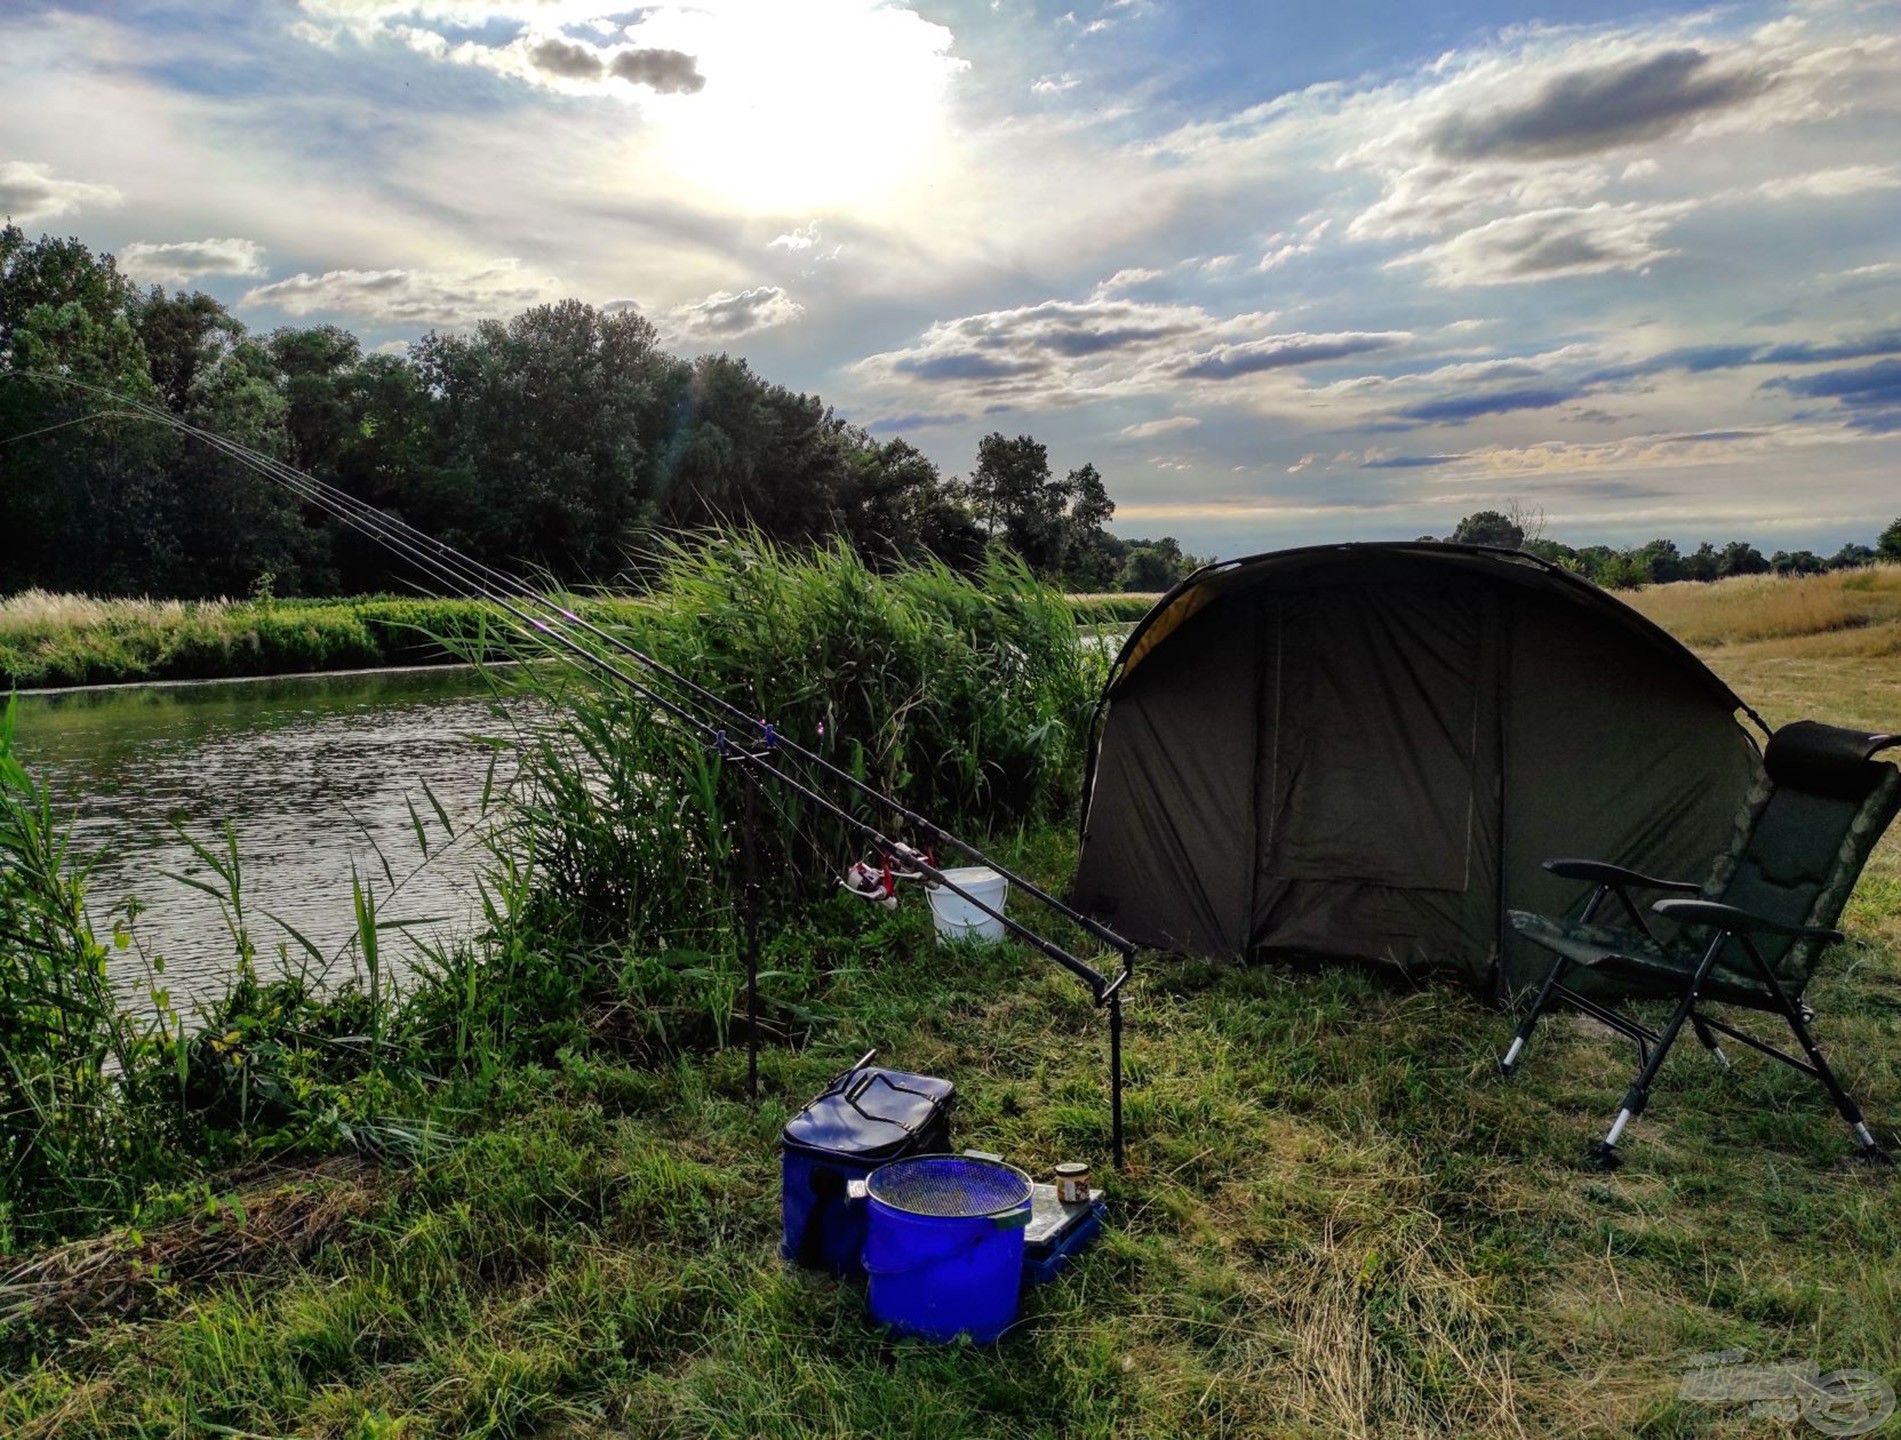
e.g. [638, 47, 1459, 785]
[927, 866, 1009, 943]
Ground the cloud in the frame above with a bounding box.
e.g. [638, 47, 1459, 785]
[1395, 386, 1583, 424]
[608, 48, 705, 94]
[0, 159, 120, 224]
[1749, 164, 1900, 201]
[865, 411, 967, 431]
[1032, 73, 1080, 95]
[669, 284, 804, 337]
[1095, 266, 1164, 294]
[1422, 46, 1781, 162]
[1120, 415, 1200, 438]
[1177, 331, 1411, 380]
[1393, 203, 1685, 286]
[1765, 358, 1901, 432]
[769, 222, 822, 251]
[119, 237, 266, 285]
[240, 258, 556, 324]
[855, 293, 1405, 406]
[1362, 452, 1460, 468]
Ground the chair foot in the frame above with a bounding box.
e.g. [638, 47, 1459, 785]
[1708, 1045, 1732, 1072]
[1585, 1140, 1622, 1172]
[1852, 1143, 1893, 1169]
[1497, 1035, 1525, 1080]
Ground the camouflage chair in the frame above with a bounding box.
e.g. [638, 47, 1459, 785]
[1501, 721, 1900, 1169]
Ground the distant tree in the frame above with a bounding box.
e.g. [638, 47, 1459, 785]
[1119, 536, 1205, 592]
[1876, 518, 1901, 562]
[1059, 462, 1121, 590]
[1522, 538, 1580, 571]
[1449, 510, 1524, 549]
[1631, 539, 1687, 584]
[1719, 540, 1770, 577]
[1828, 543, 1877, 570]
[1685, 541, 1721, 583]
[967, 432, 1071, 573]
[1770, 549, 1827, 576]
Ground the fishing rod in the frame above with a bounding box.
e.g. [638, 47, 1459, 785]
[6, 372, 1136, 1163]
[23, 374, 1133, 969]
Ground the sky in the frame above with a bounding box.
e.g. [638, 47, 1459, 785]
[2, 0, 1898, 559]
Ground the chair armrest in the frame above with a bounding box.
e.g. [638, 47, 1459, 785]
[1650, 897, 1845, 945]
[1543, 858, 1700, 893]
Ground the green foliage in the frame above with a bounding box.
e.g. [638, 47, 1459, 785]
[1441, 507, 1890, 591]
[2, 227, 1129, 601]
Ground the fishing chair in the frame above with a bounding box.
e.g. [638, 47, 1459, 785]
[1500, 720, 1900, 1169]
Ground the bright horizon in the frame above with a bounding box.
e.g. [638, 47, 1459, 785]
[3, 0, 1898, 558]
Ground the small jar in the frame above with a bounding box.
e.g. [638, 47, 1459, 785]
[1053, 1161, 1090, 1205]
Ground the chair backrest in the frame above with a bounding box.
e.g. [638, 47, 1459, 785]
[1702, 721, 1900, 985]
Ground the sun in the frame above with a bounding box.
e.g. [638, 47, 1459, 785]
[630, 0, 966, 216]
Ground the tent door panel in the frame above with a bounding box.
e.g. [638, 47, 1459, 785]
[1268, 585, 1485, 893]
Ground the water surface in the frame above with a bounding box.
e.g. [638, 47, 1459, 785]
[13, 666, 519, 1012]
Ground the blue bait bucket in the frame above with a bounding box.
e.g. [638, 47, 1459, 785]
[861, 1154, 1033, 1344]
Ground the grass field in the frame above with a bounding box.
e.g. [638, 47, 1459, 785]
[3, 566, 1900, 1437]
[0, 590, 1163, 689]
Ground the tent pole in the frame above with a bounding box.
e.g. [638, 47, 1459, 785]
[1494, 602, 1513, 1003]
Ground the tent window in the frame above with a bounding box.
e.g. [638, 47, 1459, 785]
[1269, 586, 1484, 893]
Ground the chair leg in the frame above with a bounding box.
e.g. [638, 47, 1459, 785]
[1591, 936, 1725, 1169]
[1736, 939, 1891, 1165]
[1689, 1013, 1732, 1071]
[1500, 952, 1568, 1078]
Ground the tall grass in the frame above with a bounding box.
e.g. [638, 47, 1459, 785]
[1626, 563, 1901, 648]
[0, 536, 1108, 1247]
[499, 536, 1104, 945]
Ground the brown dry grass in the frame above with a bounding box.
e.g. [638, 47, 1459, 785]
[1627, 564, 1901, 650]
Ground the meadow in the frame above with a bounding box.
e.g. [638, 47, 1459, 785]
[1, 557, 1898, 1438]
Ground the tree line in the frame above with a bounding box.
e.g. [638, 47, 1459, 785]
[0, 226, 1205, 599]
[1435, 509, 1901, 588]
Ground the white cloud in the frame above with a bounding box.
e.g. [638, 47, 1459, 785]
[1032, 73, 1080, 95]
[240, 257, 557, 324]
[669, 284, 804, 337]
[1096, 266, 1164, 294]
[1121, 415, 1200, 438]
[0, 159, 120, 223]
[769, 221, 822, 251]
[1750, 164, 1900, 201]
[119, 237, 266, 285]
[1392, 202, 1688, 287]
[856, 291, 1408, 407]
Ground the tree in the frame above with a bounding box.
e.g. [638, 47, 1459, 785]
[1876, 518, 1901, 562]
[966, 432, 1071, 574]
[1449, 510, 1524, 549]
[1060, 462, 1120, 590]
[1770, 549, 1827, 576]
[1632, 539, 1687, 584]
[1828, 543, 1876, 570]
[1685, 541, 1721, 583]
[1719, 541, 1770, 577]
[1118, 537, 1206, 592]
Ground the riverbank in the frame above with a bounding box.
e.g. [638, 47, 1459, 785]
[0, 589, 1160, 690]
[3, 549, 1898, 1437]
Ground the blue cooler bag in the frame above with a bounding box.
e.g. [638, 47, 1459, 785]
[780, 1063, 953, 1274]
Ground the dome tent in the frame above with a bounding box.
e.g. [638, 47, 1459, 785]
[1070, 542, 1766, 996]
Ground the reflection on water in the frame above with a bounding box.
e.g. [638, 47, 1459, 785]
[12, 666, 523, 1012]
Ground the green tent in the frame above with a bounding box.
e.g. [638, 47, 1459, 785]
[1070, 543, 1765, 995]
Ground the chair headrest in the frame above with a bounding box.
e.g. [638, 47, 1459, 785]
[1763, 720, 1899, 802]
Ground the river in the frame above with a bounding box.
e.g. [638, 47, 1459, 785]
[11, 666, 520, 1013]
